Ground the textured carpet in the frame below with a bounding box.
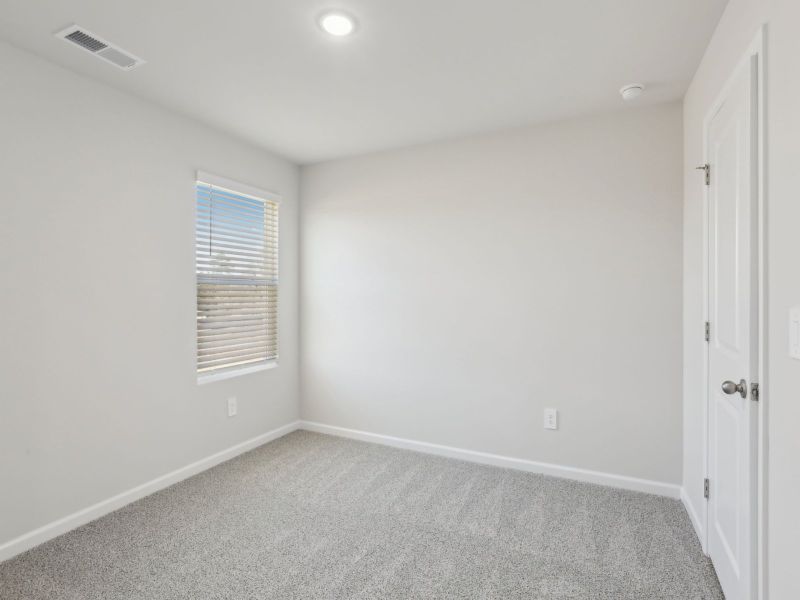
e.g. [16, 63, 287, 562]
[0, 431, 722, 599]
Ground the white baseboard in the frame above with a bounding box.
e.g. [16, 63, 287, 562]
[1, 419, 684, 564]
[0, 420, 301, 563]
[299, 421, 682, 499]
[681, 486, 707, 553]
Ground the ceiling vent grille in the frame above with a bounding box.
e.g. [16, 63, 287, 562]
[55, 25, 145, 71]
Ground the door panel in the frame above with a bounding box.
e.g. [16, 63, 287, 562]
[706, 55, 758, 600]
[713, 119, 741, 354]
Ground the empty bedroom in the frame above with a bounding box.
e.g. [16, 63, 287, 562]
[1, 1, 798, 599]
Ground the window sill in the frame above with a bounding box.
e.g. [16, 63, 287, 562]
[197, 361, 277, 385]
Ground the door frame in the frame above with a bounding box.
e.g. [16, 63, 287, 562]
[700, 25, 767, 600]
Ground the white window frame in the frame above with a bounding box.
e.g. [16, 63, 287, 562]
[195, 170, 281, 384]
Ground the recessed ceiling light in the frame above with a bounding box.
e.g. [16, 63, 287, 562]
[319, 11, 356, 37]
[620, 83, 645, 101]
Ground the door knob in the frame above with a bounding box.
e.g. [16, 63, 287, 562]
[721, 379, 747, 399]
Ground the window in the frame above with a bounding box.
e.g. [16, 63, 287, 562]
[195, 172, 279, 379]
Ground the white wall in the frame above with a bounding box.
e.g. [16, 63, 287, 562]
[0, 42, 300, 546]
[682, 0, 800, 597]
[301, 104, 684, 486]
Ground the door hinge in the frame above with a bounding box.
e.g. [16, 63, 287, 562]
[696, 163, 710, 186]
[704, 321, 710, 342]
[751, 382, 760, 401]
[704, 478, 710, 499]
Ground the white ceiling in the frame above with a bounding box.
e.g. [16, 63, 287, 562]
[0, 0, 727, 164]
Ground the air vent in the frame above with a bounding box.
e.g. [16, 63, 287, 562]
[65, 30, 107, 52]
[55, 25, 145, 71]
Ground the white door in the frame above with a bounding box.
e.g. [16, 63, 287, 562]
[706, 54, 758, 600]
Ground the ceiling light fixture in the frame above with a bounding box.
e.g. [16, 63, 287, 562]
[620, 83, 645, 101]
[318, 11, 357, 37]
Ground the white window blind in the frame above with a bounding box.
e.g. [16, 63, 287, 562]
[195, 175, 279, 376]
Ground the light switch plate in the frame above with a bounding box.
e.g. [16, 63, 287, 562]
[544, 408, 558, 430]
[227, 397, 238, 417]
[790, 307, 800, 360]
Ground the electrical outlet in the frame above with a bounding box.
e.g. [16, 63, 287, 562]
[790, 306, 800, 360]
[544, 408, 558, 430]
[227, 397, 237, 417]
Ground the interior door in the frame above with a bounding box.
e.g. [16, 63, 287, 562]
[706, 54, 758, 600]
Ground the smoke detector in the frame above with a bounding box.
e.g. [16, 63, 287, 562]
[620, 83, 645, 101]
[55, 25, 145, 71]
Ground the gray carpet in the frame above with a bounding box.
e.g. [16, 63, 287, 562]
[0, 431, 723, 599]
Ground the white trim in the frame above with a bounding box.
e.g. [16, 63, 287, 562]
[753, 26, 768, 600]
[0, 420, 301, 563]
[299, 421, 682, 499]
[196, 170, 281, 204]
[197, 360, 278, 385]
[698, 26, 766, 599]
[682, 486, 705, 545]
[1, 418, 685, 564]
